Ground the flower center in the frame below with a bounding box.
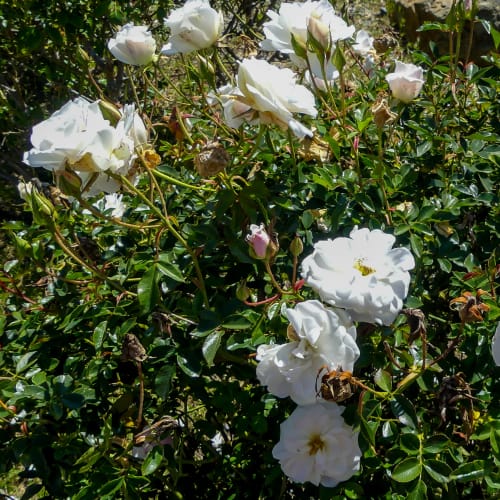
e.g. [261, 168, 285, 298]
[353, 258, 376, 276]
[307, 434, 325, 456]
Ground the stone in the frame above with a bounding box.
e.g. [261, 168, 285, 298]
[388, 0, 500, 63]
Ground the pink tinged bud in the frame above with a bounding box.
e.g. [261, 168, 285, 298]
[353, 135, 359, 152]
[246, 224, 270, 259]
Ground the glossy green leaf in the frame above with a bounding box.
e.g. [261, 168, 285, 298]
[202, 330, 223, 367]
[374, 369, 392, 392]
[137, 265, 160, 315]
[451, 460, 487, 482]
[142, 447, 163, 476]
[391, 395, 419, 429]
[392, 457, 422, 483]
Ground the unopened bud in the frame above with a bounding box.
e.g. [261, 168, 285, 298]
[31, 185, 56, 226]
[289, 235, 303, 257]
[246, 223, 278, 261]
[307, 14, 331, 52]
[98, 99, 122, 125]
[236, 280, 251, 302]
[290, 33, 307, 59]
[57, 168, 83, 198]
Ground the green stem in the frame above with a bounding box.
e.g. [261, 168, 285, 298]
[52, 225, 133, 295]
[152, 168, 215, 192]
[118, 175, 209, 307]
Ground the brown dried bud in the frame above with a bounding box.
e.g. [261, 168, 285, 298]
[195, 142, 230, 177]
[371, 98, 397, 128]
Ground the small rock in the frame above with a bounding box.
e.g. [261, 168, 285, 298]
[389, 0, 500, 63]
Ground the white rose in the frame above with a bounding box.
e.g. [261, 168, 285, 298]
[261, 0, 354, 61]
[256, 300, 359, 405]
[272, 403, 361, 487]
[302, 227, 415, 325]
[353, 29, 374, 55]
[161, 0, 223, 55]
[23, 98, 148, 196]
[385, 61, 425, 103]
[108, 23, 156, 66]
[218, 58, 317, 139]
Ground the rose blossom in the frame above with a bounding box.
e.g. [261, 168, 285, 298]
[260, 1, 353, 88]
[256, 300, 359, 405]
[23, 98, 148, 196]
[161, 0, 223, 55]
[108, 23, 156, 66]
[352, 29, 374, 55]
[385, 61, 425, 103]
[216, 58, 317, 139]
[260, 0, 355, 62]
[272, 403, 361, 487]
[301, 227, 415, 325]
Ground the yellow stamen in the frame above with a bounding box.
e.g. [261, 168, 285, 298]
[354, 258, 376, 276]
[308, 434, 325, 456]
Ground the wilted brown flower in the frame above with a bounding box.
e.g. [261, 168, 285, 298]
[195, 141, 230, 177]
[371, 98, 397, 128]
[449, 289, 490, 323]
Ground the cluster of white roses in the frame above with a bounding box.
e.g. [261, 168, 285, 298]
[23, 0, 426, 198]
[105, 0, 425, 140]
[23, 97, 148, 197]
[251, 225, 415, 486]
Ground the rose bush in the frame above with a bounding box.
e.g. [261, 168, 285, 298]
[1, 0, 499, 498]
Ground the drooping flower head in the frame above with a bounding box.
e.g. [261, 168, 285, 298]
[216, 58, 317, 139]
[256, 300, 359, 405]
[23, 97, 148, 197]
[272, 403, 361, 486]
[385, 61, 425, 103]
[301, 227, 415, 325]
[108, 23, 156, 66]
[161, 0, 223, 55]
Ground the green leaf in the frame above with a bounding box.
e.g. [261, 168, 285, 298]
[137, 265, 160, 315]
[92, 320, 107, 352]
[202, 330, 223, 367]
[407, 479, 427, 500]
[141, 447, 163, 476]
[423, 459, 451, 484]
[359, 416, 378, 447]
[374, 369, 392, 392]
[423, 434, 450, 454]
[391, 395, 419, 429]
[221, 315, 253, 330]
[392, 457, 422, 483]
[157, 253, 185, 282]
[451, 460, 487, 482]
[154, 365, 175, 399]
[16, 352, 38, 374]
[98, 477, 125, 497]
[176, 354, 201, 378]
[400, 432, 420, 455]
